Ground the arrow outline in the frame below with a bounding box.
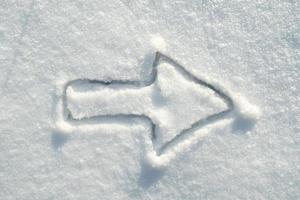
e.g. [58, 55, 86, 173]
[61, 52, 235, 155]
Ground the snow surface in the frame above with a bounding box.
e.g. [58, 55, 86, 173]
[0, 0, 299, 199]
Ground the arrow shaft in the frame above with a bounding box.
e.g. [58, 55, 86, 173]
[66, 81, 153, 119]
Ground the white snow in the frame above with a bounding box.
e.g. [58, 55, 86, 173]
[0, 0, 299, 199]
[150, 34, 167, 52]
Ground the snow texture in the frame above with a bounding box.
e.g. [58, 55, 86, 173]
[0, 0, 299, 200]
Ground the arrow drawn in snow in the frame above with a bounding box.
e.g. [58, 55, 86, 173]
[55, 52, 259, 167]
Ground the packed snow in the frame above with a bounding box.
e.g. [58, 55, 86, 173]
[0, 0, 299, 199]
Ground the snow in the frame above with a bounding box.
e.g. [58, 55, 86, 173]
[1, 0, 299, 199]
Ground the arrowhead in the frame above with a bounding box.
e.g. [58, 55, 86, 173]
[148, 53, 232, 153]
